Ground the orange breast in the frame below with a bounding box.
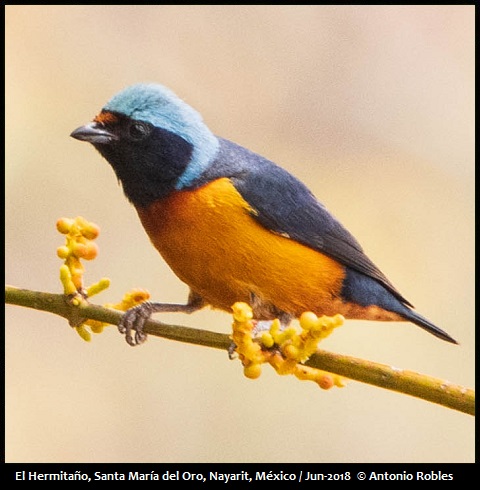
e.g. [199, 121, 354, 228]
[136, 177, 346, 318]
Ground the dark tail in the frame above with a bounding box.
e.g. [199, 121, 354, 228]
[341, 268, 458, 344]
[404, 309, 458, 344]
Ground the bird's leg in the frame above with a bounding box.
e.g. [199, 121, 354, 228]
[118, 290, 205, 346]
[249, 292, 293, 333]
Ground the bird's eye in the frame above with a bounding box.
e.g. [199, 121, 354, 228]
[128, 122, 151, 141]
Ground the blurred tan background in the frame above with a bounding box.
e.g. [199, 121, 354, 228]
[5, 5, 474, 463]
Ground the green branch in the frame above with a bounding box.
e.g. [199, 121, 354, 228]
[5, 285, 474, 416]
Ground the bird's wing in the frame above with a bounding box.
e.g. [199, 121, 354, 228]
[219, 142, 411, 306]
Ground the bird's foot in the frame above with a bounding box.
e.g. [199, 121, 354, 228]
[118, 301, 154, 346]
[118, 300, 203, 346]
[228, 342, 237, 359]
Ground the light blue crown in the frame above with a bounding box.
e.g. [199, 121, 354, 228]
[104, 83, 219, 188]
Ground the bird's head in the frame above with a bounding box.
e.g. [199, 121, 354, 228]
[71, 83, 219, 207]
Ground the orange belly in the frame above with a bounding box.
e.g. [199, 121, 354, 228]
[136, 177, 347, 318]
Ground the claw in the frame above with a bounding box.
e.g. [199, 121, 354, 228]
[117, 298, 204, 346]
[118, 301, 154, 346]
[228, 341, 237, 359]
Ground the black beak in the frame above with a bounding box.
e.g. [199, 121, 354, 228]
[70, 122, 118, 144]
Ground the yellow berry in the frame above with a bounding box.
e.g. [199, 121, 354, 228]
[73, 241, 98, 260]
[334, 376, 347, 388]
[125, 288, 150, 306]
[244, 363, 262, 379]
[261, 332, 274, 348]
[71, 296, 82, 306]
[81, 222, 100, 240]
[75, 325, 91, 342]
[300, 311, 319, 330]
[333, 314, 345, 327]
[56, 246, 70, 259]
[317, 374, 334, 390]
[59, 265, 77, 295]
[232, 302, 253, 323]
[268, 318, 281, 336]
[283, 344, 299, 360]
[86, 277, 110, 297]
[56, 218, 73, 234]
[89, 322, 105, 334]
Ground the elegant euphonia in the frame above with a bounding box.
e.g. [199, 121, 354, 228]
[71, 83, 457, 346]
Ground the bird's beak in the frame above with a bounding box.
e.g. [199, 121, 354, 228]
[70, 122, 118, 144]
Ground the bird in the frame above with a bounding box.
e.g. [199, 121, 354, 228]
[70, 83, 457, 346]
